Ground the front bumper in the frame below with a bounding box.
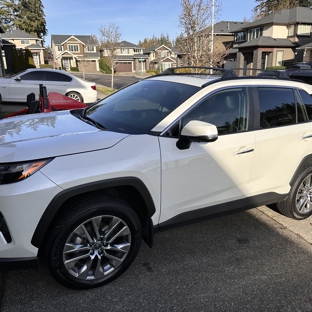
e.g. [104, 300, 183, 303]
[0, 171, 62, 262]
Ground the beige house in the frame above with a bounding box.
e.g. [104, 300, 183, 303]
[229, 7, 312, 75]
[51, 35, 100, 72]
[2, 29, 44, 68]
[100, 41, 148, 73]
[143, 44, 180, 71]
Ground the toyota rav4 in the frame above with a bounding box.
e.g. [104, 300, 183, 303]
[1, 67, 312, 289]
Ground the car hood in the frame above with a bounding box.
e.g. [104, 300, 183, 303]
[0, 110, 129, 162]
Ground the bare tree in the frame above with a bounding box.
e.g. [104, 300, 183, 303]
[178, 0, 221, 68]
[99, 23, 122, 89]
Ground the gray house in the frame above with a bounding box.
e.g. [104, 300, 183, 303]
[229, 7, 312, 74]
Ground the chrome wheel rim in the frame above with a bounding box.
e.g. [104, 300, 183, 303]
[63, 215, 131, 280]
[296, 174, 312, 215]
[67, 93, 81, 101]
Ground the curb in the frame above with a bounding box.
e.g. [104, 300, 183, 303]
[257, 206, 312, 244]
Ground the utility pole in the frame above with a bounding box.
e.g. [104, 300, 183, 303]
[210, 0, 214, 67]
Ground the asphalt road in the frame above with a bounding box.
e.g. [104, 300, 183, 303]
[73, 72, 142, 89]
[1, 206, 312, 312]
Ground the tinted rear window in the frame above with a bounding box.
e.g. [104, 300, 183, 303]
[44, 72, 72, 82]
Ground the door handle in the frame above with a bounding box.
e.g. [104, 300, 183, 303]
[300, 134, 312, 140]
[234, 148, 254, 155]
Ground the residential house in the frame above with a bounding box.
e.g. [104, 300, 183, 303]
[143, 44, 180, 70]
[51, 34, 100, 72]
[229, 7, 312, 74]
[100, 41, 148, 73]
[196, 21, 249, 67]
[2, 29, 44, 68]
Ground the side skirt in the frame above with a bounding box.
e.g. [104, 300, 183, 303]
[155, 192, 287, 233]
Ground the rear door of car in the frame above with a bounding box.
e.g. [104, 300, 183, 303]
[42, 71, 72, 95]
[249, 86, 312, 197]
[158, 86, 256, 225]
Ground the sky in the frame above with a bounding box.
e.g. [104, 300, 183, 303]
[41, 0, 256, 46]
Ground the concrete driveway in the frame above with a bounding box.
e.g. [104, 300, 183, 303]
[1, 206, 312, 312]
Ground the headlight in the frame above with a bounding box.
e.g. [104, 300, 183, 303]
[0, 159, 53, 185]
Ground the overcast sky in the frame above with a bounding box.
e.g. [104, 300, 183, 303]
[41, 0, 256, 46]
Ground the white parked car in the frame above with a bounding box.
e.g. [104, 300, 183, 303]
[0, 68, 97, 103]
[1, 67, 312, 289]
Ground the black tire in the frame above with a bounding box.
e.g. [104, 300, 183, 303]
[44, 196, 142, 289]
[66, 91, 83, 102]
[277, 166, 312, 219]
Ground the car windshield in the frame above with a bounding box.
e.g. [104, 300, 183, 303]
[83, 80, 200, 134]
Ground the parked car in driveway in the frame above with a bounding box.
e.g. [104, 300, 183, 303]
[2, 67, 312, 290]
[0, 68, 97, 103]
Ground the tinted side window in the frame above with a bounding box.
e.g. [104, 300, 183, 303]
[298, 89, 312, 120]
[182, 88, 248, 135]
[258, 87, 296, 128]
[20, 71, 44, 81]
[44, 72, 72, 82]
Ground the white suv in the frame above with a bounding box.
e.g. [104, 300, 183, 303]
[1, 67, 312, 289]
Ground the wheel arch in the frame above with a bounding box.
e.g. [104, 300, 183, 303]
[32, 177, 155, 251]
[290, 154, 312, 186]
[65, 90, 83, 102]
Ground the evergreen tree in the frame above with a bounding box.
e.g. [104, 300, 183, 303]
[11, 45, 21, 73]
[15, 0, 47, 39]
[0, 0, 18, 31]
[24, 48, 35, 68]
[254, 0, 312, 18]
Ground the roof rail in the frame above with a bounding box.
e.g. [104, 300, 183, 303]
[257, 70, 290, 79]
[160, 66, 237, 79]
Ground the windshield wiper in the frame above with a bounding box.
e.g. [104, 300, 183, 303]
[80, 110, 106, 130]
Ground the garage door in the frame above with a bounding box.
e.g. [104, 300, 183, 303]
[115, 62, 132, 72]
[77, 60, 97, 72]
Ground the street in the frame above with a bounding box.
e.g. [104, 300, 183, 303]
[73, 72, 142, 89]
[1, 206, 312, 312]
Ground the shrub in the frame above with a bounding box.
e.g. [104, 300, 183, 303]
[99, 58, 111, 74]
[146, 70, 157, 75]
[40, 64, 53, 69]
[70, 67, 79, 72]
[266, 66, 286, 70]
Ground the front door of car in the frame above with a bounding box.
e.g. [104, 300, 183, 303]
[8, 71, 44, 102]
[158, 87, 256, 224]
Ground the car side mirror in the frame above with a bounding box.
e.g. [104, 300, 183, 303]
[14, 76, 21, 81]
[176, 120, 218, 150]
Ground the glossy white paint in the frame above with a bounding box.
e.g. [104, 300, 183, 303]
[2, 73, 312, 262]
[0, 111, 128, 161]
[159, 131, 256, 223]
[250, 123, 312, 195]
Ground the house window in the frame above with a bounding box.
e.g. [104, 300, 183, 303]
[133, 49, 141, 53]
[247, 28, 263, 41]
[87, 46, 95, 52]
[276, 50, 284, 66]
[68, 44, 79, 52]
[162, 62, 171, 69]
[57, 46, 63, 52]
[288, 24, 295, 36]
[121, 48, 129, 54]
[234, 32, 246, 42]
[297, 24, 311, 36]
[160, 51, 167, 57]
[21, 40, 30, 45]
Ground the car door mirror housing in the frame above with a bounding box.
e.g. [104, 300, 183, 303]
[177, 120, 218, 150]
[14, 76, 21, 81]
